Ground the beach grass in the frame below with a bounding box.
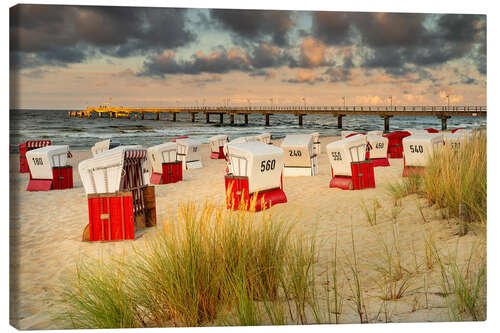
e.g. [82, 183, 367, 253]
[55, 199, 319, 328]
[431, 239, 486, 321]
[386, 174, 423, 206]
[423, 131, 486, 228]
[55, 258, 142, 329]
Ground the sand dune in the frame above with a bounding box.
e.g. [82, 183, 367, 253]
[9, 137, 483, 329]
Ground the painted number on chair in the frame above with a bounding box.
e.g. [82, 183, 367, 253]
[289, 150, 302, 157]
[33, 157, 43, 165]
[375, 142, 384, 149]
[331, 152, 342, 161]
[409, 145, 424, 153]
[32, 157, 44, 166]
[260, 159, 276, 172]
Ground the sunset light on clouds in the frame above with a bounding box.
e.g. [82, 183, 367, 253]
[9, 5, 486, 109]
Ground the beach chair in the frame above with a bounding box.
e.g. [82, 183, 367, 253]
[209, 134, 229, 159]
[91, 139, 120, 156]
[225, 141, 287, 211]
[327, 136, 375, 190]
[26, 145, 73, 191]
[79, 146, 157, 241]
[176, 138, 203, 170]
[366, 134, 390, 167]
[147, 142, 182, 184]
[18, 140, 51, 173]
[383, 131, 411, 158]
[281, 134, 318, 177]
[402, 134, 443, 177]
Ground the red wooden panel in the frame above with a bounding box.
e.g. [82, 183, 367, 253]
[225, 176, 249, 210]
[88, 195, 134, 241]
[161, 161, 183, 184]
[425, 128, 439, 133]
[27, 179, 52, 191]
[225, 175, 286, 211]
[19, 156, 30, 173]
[150, 172, 163, 185]
[372, 158, 390, 167]
[253, 189, 287, 211]
[329, 176, 353, 190]
[52, 167, 73, 190]
[388, 145, 404, 158]
[177, 162, 183, 182]
[350, 161, 375, 190]
[18, 143, 28, 157]
[211, 147, 225, 159]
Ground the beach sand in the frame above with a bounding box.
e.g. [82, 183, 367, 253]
[9, 136, 484, 329]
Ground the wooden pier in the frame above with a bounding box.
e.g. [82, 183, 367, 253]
[69, 105, 486, 131]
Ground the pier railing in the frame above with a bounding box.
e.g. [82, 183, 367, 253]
[69, 104, 486, 131]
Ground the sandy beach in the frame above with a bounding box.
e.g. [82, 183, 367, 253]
[9, 136, 483, 329]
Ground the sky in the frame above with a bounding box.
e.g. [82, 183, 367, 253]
[9, 4, 486, 109]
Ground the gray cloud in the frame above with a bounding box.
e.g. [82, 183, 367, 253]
[10, 4, 196, 69]
[310, 12, 486, 78]
[210, 9, 294, 47]
[139, 47, 253, 77]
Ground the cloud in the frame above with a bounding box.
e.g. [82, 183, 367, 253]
[20, 68, 53, 79]
[249, 43, 289, 69]
[309, 11, 486, 77]
[311, 12, 354, 45]
[360, 14, 486, 72]
[296, 36, 332, 68]
[322, 49, 354, 83]
[210, 9, 295, 46]
[249, 70, 277, 80]
[139, 48, 252, 77]
[353, 95, 386, 105]
[10, 4, 196, 69]
[285, 69, 325, 85]
[180, 74, 222, 86]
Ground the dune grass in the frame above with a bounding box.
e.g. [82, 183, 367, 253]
[386, 174, 423, 206]
[430, 238, 486, 321]
[360, 199, 380, 226]
[373, 225, 415, 301]
[55, 259, 142, 329]
[423, 132, 486, 228]
[55, 200, 320, 328]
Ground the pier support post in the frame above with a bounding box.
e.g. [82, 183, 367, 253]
[141, 113, 144, 120]
[382, 115, 393, 132]
[99, 112, 103, 118]
[219, 113, 223, 124]
[265, 114, 270, 126]
[155, 113, 160, 121]
[206, 113, 210, 123]
[172, 113, 176, 122]
[298, 114, 303, 126]
[127, 113, 131, 119]
[230, 114, 235, 125]
[439, 116, 451, 130]
[244, 114, 248, 125]
[337, 115, 345, 129]
[191, 113, 196, 122]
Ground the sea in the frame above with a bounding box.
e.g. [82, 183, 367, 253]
[9, 109, 486, 152]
